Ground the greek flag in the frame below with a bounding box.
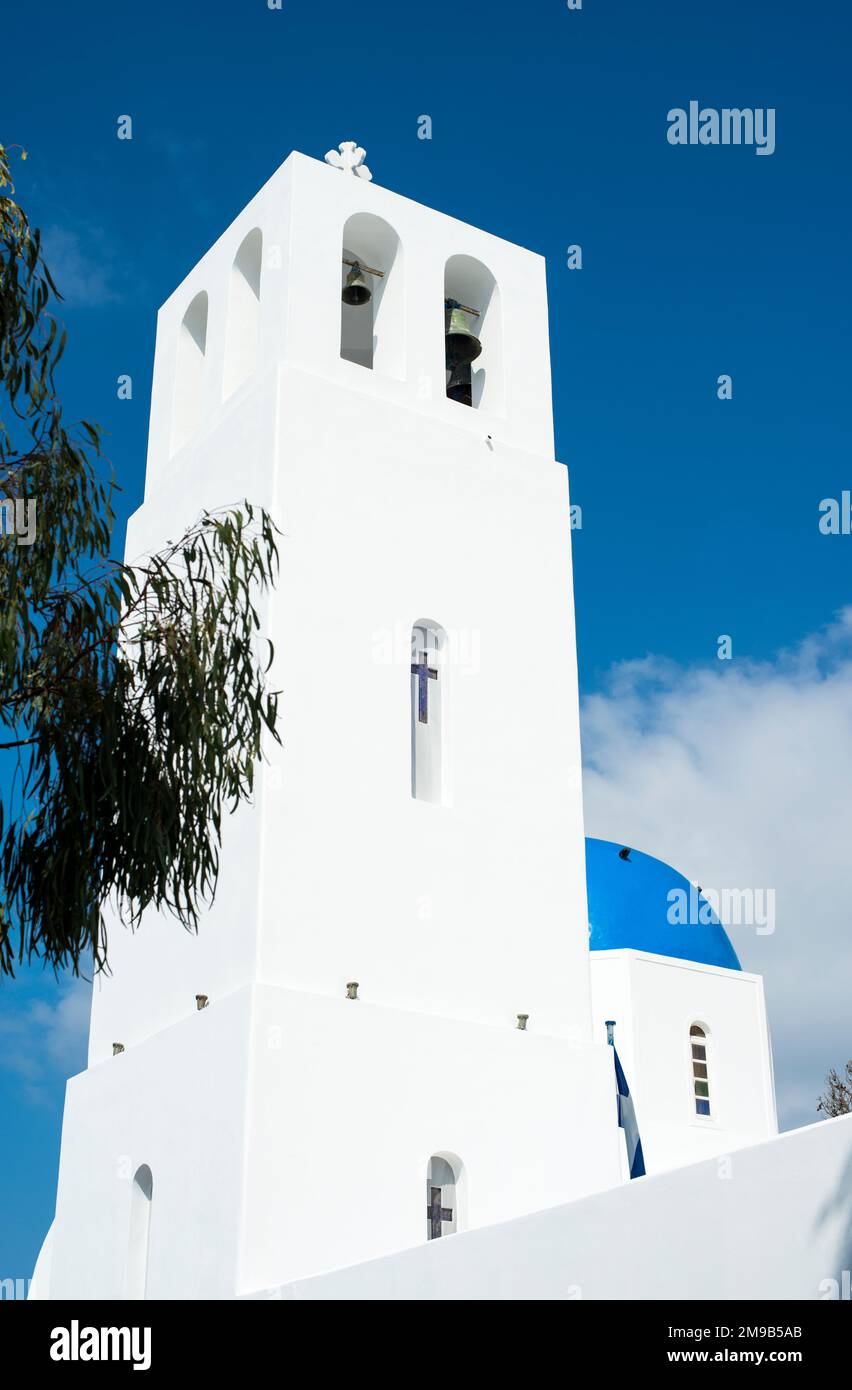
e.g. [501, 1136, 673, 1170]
[606, 1023, 645, 1179]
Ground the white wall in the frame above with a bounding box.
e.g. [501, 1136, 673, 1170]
[91, 148, 589, 1052]
[258, 367, 587, 1035]
[239, 985, 621, 1291]
[247, 1113, 852, 1301]
[41, 985, 622, 1297]
[49, 991, 252, 1300]
[590, 950, 777, 1172]
[282, 154, 554, 456]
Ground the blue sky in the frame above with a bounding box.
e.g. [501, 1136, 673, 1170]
[2, 0, 851, 1282]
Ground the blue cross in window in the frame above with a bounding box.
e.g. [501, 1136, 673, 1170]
[411, 652, 438, 724]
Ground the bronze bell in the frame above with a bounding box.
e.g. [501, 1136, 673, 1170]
[342, 263, 371, 307]
[445, 302, 482, 367]
[446, 361, 472, 407]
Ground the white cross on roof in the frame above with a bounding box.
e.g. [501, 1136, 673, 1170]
[324, 141, 372, 181]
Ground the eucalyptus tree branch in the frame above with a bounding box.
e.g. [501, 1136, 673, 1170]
[0, 141, 282, 979]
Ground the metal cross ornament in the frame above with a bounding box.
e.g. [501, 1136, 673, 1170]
[324, 141, 372, 181]
[411, 652, 438, 724]
[426, 1186, 453, 1239]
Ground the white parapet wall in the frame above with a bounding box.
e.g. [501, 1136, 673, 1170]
[246, 1112, 852, 1301]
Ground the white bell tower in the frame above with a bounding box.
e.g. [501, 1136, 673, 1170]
[36, 147, 621, 1299]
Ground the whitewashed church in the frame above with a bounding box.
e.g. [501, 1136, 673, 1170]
[30, 146, 852, 1301]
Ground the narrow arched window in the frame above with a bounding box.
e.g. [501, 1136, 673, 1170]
[223, 228, 262, 399]
[340, 213, 404, 378]
[411, 621, 445, 804]
[690, 1024, 712, 1117]
[426, 1156, 458, 1240]
[126, 1164, 153, 1299]
[171, 291, 208, 455]
[444, 255, 503, 413]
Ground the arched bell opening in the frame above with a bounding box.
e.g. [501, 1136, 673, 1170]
[223, 228, 262, 400]
[340, 213, 404, 379]
[170, 291, 208, 456]
[443, 255, 503, 413]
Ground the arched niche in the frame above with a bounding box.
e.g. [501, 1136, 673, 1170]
[223, 228, 262, 399]
[126, 1164, 153, 1299]
[170, 291, 208, 455]
[444, 255, 503, 414]
[340, 213, 404, 379]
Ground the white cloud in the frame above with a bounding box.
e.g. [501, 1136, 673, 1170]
[40, 225, 123, 308]
[581, 609, 852, 1132]
[0, 977, 91, 1107]
[27, 979, 92, 1071]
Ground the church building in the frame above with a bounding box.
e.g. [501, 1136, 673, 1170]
[31, 145, 843, 1303]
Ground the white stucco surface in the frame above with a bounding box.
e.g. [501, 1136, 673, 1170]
[41, 985, 621, 1297]
[590, 950, 777, 1173]
[247, 1113, 852, 1301]
[88, 150, 590, 1063]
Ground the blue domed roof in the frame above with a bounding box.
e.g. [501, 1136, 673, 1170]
[585, 838, 741, 970]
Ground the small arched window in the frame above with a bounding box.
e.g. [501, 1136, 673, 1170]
[223, 228, 262, 399]
[170, 291, 208, 455]
[126, 1164, 153, 1299]
[690, 1024, 712, 1117]
[340, 213, 404, 378]
[426, 1155, 458, 1240]
[411, 621, 446, 805]
[444, 255, 503, 413]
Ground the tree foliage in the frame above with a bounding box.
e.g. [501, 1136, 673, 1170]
[816, 1060, 852, 1118]
[0, 142, 280, 977]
